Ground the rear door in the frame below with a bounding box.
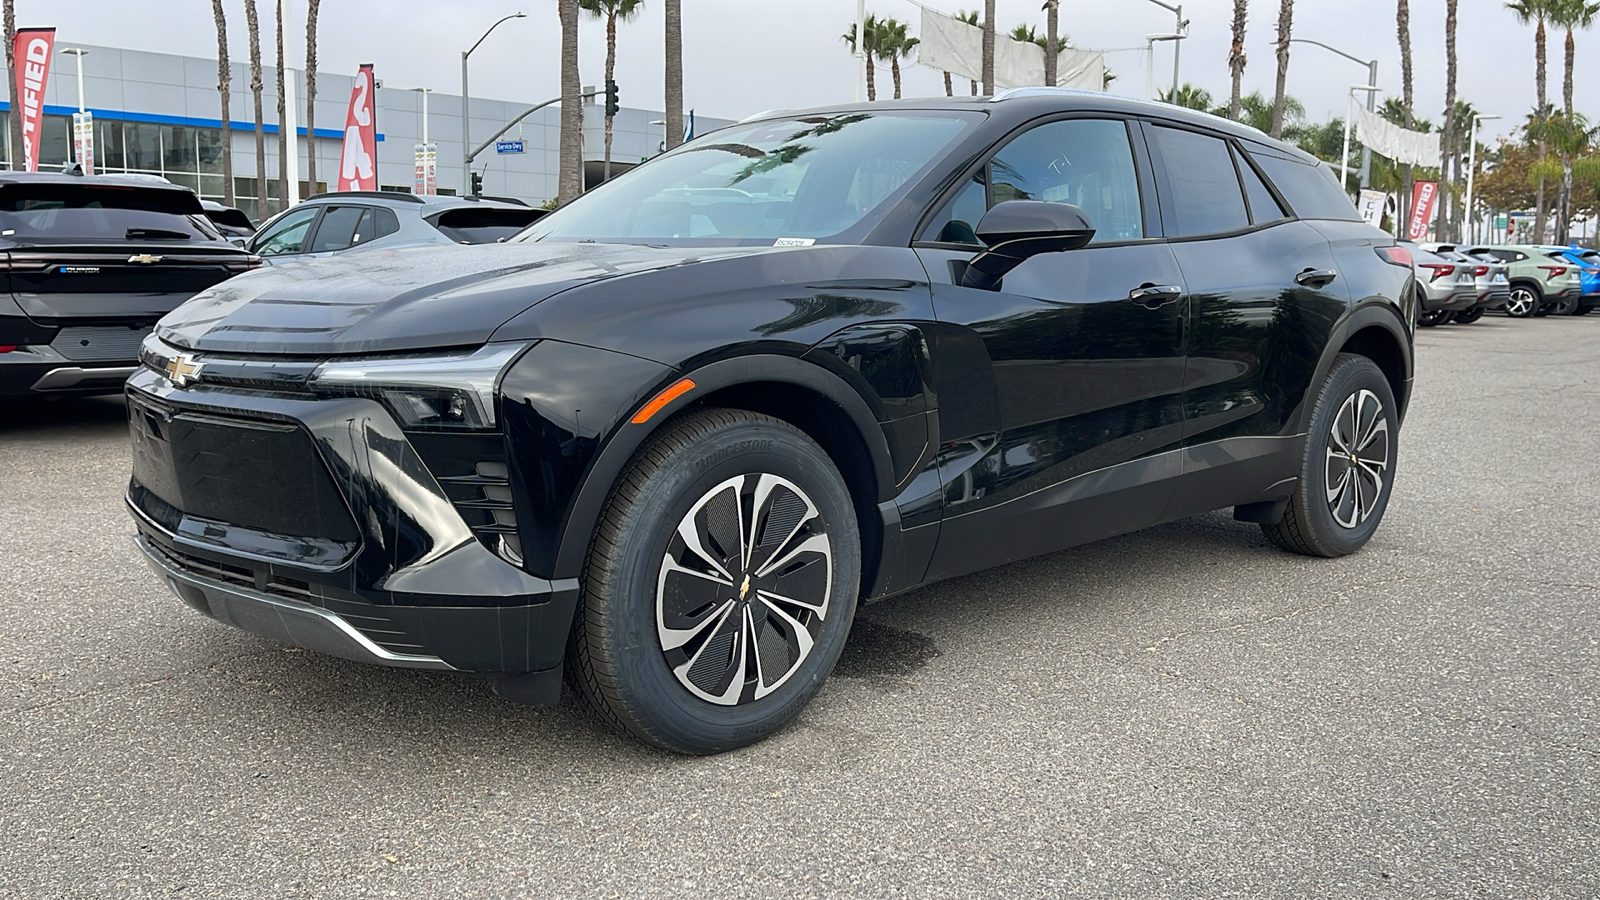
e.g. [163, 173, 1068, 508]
[914, 115, 1190, 580]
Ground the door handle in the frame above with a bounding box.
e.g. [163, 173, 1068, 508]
[1128, 284, 1184, 309]
[1295, 268, 1338, 288]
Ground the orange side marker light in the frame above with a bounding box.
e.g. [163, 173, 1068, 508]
[631, 378, 696, 424]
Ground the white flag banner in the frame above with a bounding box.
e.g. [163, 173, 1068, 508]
[1357, 189, 1390, 228]
[1355, 105, 1438, 167]
[917, 6, 1103, 91]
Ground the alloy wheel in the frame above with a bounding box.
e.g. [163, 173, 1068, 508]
[656, 473, 834, 705]
[1325, 389, 1390, 529]
[1506, 287, 1539, 317]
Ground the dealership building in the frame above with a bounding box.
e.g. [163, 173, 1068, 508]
[3, 41, 734, 222]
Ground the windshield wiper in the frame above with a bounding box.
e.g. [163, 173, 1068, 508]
[125, 227, 191, 241]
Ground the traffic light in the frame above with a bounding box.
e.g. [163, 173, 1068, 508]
[469, 170, 483, 197]
[604, 79, 620, 118]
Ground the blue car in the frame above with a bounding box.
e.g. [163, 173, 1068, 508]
[1539, 245, 1600, 314]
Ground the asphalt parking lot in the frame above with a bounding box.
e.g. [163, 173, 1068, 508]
[2, 314, 1597, 898]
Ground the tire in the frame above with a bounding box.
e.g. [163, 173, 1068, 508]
[1417, 306, 1451, 327]
[1574, 302, 1593, 316]
[1452, 306, 1486, 324]
[568, 408, 861, 755]
[1506, 284, 1541, 318]
[1550, 294, 1579, 316]
[1262, 354, 1398, 558]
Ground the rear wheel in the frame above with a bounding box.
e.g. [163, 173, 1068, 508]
[1417, 307, 1452, 327]
[1452, 306, 1486, 324]
[1551, 294, 1579, 316]
[1505, 285, 1541, 318]
[1263, 354, 1398, 558]
[568, 408, 861, 755]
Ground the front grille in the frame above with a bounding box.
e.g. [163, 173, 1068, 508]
[439, 461, 524, 564]
[52, 325, 152, 361]
[146, 538, 425, 656]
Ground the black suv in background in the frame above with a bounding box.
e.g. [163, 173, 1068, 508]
[0, 174, 256, 398]
[127, 91, 1415, 754]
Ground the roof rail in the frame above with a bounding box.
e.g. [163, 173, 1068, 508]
[305, 190, 426, 204]
[472, 195, 530, 207]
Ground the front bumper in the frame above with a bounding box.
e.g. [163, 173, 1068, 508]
[125, 366, 579, 678]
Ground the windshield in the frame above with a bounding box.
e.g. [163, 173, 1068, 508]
[517, 110, 979, 246]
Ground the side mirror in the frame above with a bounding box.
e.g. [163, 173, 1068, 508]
[960, 200, 1096, 290]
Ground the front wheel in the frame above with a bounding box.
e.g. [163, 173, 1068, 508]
[1262, 354, 1398, 558]
[568, 408, 861, 755]
[1505, 285, 1541, 318]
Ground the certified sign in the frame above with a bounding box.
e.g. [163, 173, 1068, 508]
[495, 140, 525, 155]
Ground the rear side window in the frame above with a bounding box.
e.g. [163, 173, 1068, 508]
[1249, 152, 1361, 221]
[1237, 152, 1288, 225]
[1149, 126, 1248, 237]
[0, 183, 219, 242]
[430, 207, 542, 244]
[309, 206, 365, 252]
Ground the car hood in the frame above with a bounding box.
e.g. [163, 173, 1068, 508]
[155, 241, 745, 355]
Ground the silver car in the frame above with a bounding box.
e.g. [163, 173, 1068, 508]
[1404, 241, 1476, 327]
[1421, 243, 1511, 323]
[247, 192, 546, 264]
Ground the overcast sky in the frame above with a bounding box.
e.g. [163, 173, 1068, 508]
[22, 0, 1593, 145]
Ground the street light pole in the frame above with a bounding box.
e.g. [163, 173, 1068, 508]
[1141, 0, 1188, 95]
[1145, 34, 1184, 100]
[462, 12, 525, 196]
[1340, 84, 1383, 192]
[61, 47, 88, 112]
[1464, 113, 1502, 243]
[1288, 38, 1378, 189]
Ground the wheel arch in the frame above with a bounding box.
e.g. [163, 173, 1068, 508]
[1298, 303, 1413, 431]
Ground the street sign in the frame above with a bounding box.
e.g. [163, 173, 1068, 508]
[495, 140, 525, 155]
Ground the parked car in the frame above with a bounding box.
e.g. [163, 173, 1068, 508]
[1419, 243, 1511, 323]
[0, 173, 257, 399]
[1406, 242, 1476, 326]
[1468, 243, 1583, 317]
[199, 200, 255, 242]
[127, 91, 1415, 754]
[246, 191, 546, 262]
[1536, 245, 1600, 314]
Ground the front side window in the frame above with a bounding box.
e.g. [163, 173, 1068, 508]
[1150, 126, 1250, 237]
[517, 111, 979, 246]
[922, 117, 1144, 246]
[252, 206, 320, 256]
[309, 206, 366, 252]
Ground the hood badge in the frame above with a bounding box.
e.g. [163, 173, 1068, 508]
[128, 254, 164, 264]
[164, 353, 203, 387]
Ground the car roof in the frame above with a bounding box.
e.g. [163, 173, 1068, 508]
[736, 89, 1323, 166]
[0, 171, 197, 193]
[298, 191, 530, 212]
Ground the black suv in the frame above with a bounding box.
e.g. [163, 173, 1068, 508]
[1, 174, 256, 398]
[127, 91, 1415, 754]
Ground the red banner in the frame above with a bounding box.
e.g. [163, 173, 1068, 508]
[1407, 181, 1439, 242]
[13, 27, 56, 172]
[336, 64, 377, 191]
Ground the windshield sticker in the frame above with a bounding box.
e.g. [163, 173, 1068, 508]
[773, 238, 815, 247]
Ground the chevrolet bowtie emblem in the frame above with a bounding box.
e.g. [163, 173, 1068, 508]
[164, 354, 203, 387]
[739, 574, 751, 601]
[128, 253, 163, 264]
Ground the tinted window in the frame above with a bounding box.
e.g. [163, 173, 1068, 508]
[0, 183, 218, 242]
[309, 205, 364, 252]
[371, 207, 400, 240]
[1237, 151, 1287, 224]
[1250, 152, 1361, 221]
[252, 206, 319, 256]
[922, 118, 1143, 246]
[432, 207, 543, 243]
[1150, 127, 1248, 237]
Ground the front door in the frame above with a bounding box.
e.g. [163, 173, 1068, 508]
[914, 116, 1190, 581]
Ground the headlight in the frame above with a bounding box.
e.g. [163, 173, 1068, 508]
[308, 342, 531, 430]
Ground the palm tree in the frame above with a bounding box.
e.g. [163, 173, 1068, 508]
[664, 0, 682, 150]
[244, 0, 267, 216]
[1270, 0, 1294, 139]
[1160, 83, 1213, 112]
[1229, 0, 1248, 121]
[1043, 0, 1060, 86]
[1508, 0, 1553, 241]
[841, 16, 882, 102]
[558, 0, 582, 202]
[580, 0, 643, 183]
[1398, 0, 1415, 234]
[1219, 89, 1303, 135]
[983, 0, 996, 95]
[956, 10, 981, 95]
[880, 19, 918, 100]
[1550, 0, 1599, 114]
[211, 0, 236, 205]
[4, 0, 19, 169]
[304, 0, 320, 195]
[274, 0, 288, 210]
[1528, 108, 1600, 242]
[1439, 0, 1459, 240]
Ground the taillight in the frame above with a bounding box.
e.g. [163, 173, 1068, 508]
[0, 345, 16, 353]
[1539, 265, 1568, 278]
[1422, 263, 1455, 282]
[1377, 246, 1413, 268]
[1473, 266, 1489, 277]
